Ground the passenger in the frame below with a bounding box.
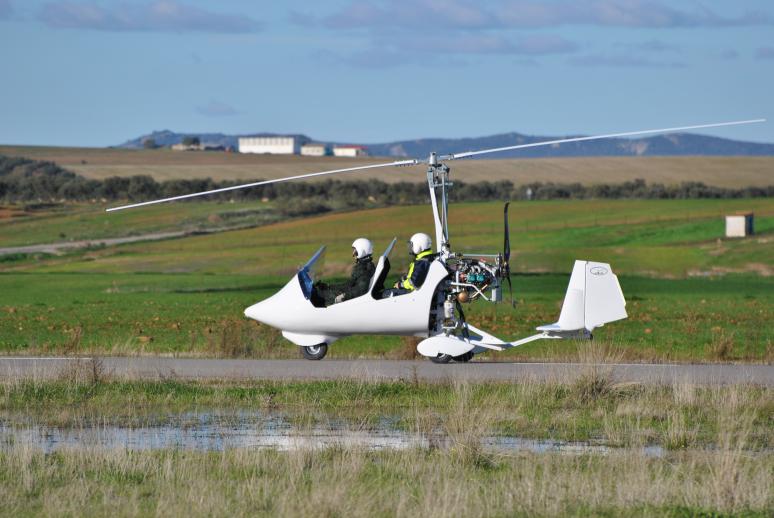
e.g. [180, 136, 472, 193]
[313, 238, 376, 306]
[383, 233, 434, 297]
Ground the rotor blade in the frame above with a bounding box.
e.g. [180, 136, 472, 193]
[441, 119, 766, 161]
[106, 158, 421, 212]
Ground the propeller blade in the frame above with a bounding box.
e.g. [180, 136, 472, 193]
[106, 158, 421, 212]
[503, 202, 510, 262]
[440, 119, 765, 161]
[503, 201, 514, 307]
[506, 273, 514, 308]
[455, 299, 470, 341]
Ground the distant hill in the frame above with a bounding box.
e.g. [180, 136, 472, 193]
[118, 130, 774, 158]
[120, 130, 311, 150]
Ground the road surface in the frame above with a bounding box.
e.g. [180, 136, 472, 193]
[1, 357, 772, 386]
[0, 224, 257, 256]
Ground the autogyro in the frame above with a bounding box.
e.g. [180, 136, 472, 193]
[108, 119, 764, 362]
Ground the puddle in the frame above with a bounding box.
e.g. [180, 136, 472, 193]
[0, 412, 664, 457]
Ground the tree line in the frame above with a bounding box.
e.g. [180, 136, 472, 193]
[1, 154, 771, 208]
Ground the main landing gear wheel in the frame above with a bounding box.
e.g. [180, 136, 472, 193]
[300, 344, 328, 360]
[429, 354, 453, 364]
[453, 352, 474, 363]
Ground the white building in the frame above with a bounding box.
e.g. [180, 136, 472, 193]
[301, 143, 329, 156]
[725, 213, 754, 238]
[239, 136, 300, 154]
[333, 145, 368, 157]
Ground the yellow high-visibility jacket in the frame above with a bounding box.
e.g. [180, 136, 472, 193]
[401, 250, 434, 291]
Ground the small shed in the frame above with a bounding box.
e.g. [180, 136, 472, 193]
[333, 145, 369, 157]
[725, 212, 754, 238]
[301, 143, 329, 156]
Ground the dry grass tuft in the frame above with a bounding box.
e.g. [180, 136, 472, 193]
[202, 318, 284, 358]
[570, 341, 623, 403]
[708, 328, 736, 361]
[386, 336, 422, 360]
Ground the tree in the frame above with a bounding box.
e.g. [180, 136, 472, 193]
[143, 138, 158, 149]
[182, 136, 200, 147]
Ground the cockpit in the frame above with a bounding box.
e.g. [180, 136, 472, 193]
[299, 238, 397, 307]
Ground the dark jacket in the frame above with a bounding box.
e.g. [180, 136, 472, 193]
[341, 256, 376, 300]
[324, 256, 375, 304]
[401, 249, 433, 291]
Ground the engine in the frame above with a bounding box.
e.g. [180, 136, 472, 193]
[445, 256, 503, 304]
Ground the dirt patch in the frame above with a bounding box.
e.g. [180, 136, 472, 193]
[688, 263, 773, 277]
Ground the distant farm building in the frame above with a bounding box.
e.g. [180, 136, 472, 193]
[333, 145, 369, 157]
[725, 213, 754, 238]
[171, 143, 200, 151]
[239, 136, 301, 155]
[301, 143, 329, 156]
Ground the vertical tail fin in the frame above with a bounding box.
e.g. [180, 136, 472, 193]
[537, 260, 627, 333]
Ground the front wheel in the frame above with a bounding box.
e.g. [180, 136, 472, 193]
[300, 344, 328, 360]
[429, 354, 453, 364]
[453, 352, 474, 363]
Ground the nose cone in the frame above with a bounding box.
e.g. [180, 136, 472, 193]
[244, 298, 288, 328]
[244, 301, 266, 322]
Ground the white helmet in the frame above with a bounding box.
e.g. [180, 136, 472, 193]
[408, 232, 432, 255]
[351, 237, 373, 259]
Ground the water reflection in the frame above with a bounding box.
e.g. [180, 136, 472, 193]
[0, 411, 664, 457]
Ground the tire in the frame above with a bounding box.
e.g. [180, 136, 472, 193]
[453, 352, 474, 363]
[300, 344, 328, 360]
[429, 354, 453, 364]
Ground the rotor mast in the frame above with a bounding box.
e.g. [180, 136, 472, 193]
[426, 152, 452, 257]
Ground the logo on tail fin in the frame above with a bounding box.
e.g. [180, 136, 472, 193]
[589, 266, 608, 276]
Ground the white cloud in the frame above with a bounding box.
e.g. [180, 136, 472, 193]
[320, 0, 772, 30]
[39, 1, 261, 33]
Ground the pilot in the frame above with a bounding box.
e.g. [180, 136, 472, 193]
[383, 233, 434, 297]
[315, 238, 376, 306]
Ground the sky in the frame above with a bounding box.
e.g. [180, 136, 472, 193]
[0, 0, 772, 147]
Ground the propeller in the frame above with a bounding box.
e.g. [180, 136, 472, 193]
[503, 202, 514, 307]
[455, 299, 470, 341]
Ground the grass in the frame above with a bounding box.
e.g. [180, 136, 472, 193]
[3, 199, 773, 277]
[0, 272, 771, 361]
[1, 366, 772, 449]
[2, 144, 773, 187]
[1, 446, 771, 517]
[1, 199, 772, 360]
[0, 374, 772, 516]
[0, 201, 279, 248]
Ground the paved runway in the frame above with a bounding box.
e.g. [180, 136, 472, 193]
[1, 357, 772, 386]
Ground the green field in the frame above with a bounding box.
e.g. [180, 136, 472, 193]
[4, 199, 773, 276]
[0, 201, 278, 248]
[0, 271, 770, 360]
[1, 198, 772, 361]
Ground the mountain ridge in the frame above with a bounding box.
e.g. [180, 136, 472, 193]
[118, 129, 774, 158]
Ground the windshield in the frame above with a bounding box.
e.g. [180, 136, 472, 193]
[383, 237, 397, 257]
[297, 246, 326, 300]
